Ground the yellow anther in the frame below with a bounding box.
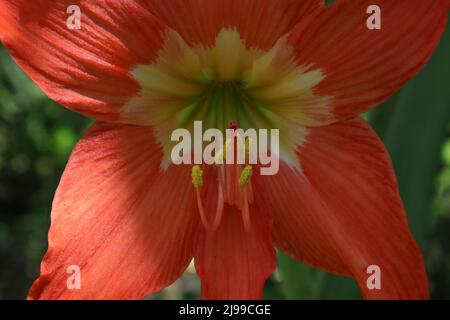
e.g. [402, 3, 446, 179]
[191, 165, 203, 188]
[239, 165, 253, 186]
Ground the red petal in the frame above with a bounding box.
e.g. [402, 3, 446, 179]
[194, 178, 276, 299]
[288, 0, 448, 122]
[0, 0, 165, 121]
[264, 118, 428, 299]
[28, 123, 198, 299]
[147, 0, 322, 49]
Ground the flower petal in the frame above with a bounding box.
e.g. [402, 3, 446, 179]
[28, 123, 198, 299]
[0, 0, 165, 121]
[147, 0, 323, 49]
[264, 118, 428, 299]
[287, 0, 448, 123]
[194, 178, 276, 299]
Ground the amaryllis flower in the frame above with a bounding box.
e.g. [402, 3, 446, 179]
[0, 0, 448, 300]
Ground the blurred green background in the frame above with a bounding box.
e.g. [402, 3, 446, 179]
[0, 17, 449, 300]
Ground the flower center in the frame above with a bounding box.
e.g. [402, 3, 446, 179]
[124, 28, 331, 169]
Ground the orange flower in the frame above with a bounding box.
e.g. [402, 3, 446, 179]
[0, 0, 448, 299]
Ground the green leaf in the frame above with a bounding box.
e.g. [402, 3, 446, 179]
[277, 252, 318, 300]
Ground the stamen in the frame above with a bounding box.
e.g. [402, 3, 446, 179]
[191, 128, 254, 233]
[192, 165, 224, 232]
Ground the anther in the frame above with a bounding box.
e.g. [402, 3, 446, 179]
[239, 165, 253, 186]
[191, 165, 203, 188]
